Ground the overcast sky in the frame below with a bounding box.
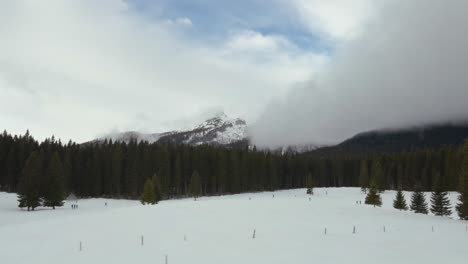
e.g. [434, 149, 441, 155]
[0, 0, 377, 143]
[1, 1, 466, 146]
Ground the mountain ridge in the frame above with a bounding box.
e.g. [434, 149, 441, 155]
[310, 122, 468, 155]
[92, 113, 248, 146]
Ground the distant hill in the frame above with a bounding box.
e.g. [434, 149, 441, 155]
[311, 123, 468, 155]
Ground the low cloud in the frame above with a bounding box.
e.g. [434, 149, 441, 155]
[251, 0, 468, 147]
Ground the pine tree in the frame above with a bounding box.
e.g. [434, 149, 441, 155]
[151, 173, 162, 203]
[268, 154, 279, 191]
[359, 160, 369, 193]
[124, 142, 139, 198]
[393, 187, 408, 211]
[371, 160, 385, 193]
[306, 173, 314, 195]
[229, 151, 241, 193]
[62, 153, 73, 193]
[456, 139, 468, 220]
[17, 151, 42, 211]
[5, 147, 18, 192]
[156, 146, 170, 198]
[365, 178, 382, 207]
[216, 151, 227, 193]
[110, 144, 123, 196]
[410, 183, 428, 214]
[189, 170, 201, 200]
[430, 175, 452, 216]
[43, 152, 66, 209]
[174, 153, 182, 196]
[141, 178, 156, 205]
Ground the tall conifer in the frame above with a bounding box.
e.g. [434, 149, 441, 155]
[151, 173, 162, 203]
[393, 187, 408, 211]
[306, 173, 314, 195]
[372, 160, 385, 193]
[359, 160, 369, 193]
[43, 152, 66, 209]
[456, 139, 468, 220]
[430, 173, 452, 216]
[189, 170, 201, 200]
[141, 178, 156, 205]
[365, 178, 382, 207]
[17, 151, 42, 211]
[410, 183, 428, 214]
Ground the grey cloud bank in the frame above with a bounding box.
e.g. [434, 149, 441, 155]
[251, 0, 468, 147]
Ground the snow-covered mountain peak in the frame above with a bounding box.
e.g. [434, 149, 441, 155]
[196, 112, 243, 130]
[175, 113, 247, 145]
[93, 114, 248, 146]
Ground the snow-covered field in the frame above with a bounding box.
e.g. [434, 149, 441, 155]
[1, 188, 467, 264]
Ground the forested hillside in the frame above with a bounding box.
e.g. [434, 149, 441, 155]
[0, 130, 467, 200]
[314, 124, 468, 155]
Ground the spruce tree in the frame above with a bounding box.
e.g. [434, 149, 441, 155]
[268, 154, 279, 191]
[365, 178, 382, 207]
[174, 154, 182, 196]
[430, 175, 452, 216]
[371, 160, 385, 193]
[17, 151, 42, 211]
[359, 160, 369, 193]
[43, 152, 66, 209]
[410, 184, 429, 214]
[306, 173, 314, 195]
[456, 139, 468, 220]
[124, 142, 139, 198]
[393, 187, 408, 211]
[189, 170, 201, 200]
[229, 151, 241, 193]
[151, 173, 162, 203]
[110, 144, 123, 196]
[156, 146, 170, 198]
[141, 178, 156, 205]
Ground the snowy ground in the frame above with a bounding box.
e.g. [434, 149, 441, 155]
[0, 188, 467, 264]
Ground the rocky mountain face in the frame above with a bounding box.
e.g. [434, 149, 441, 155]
[158, 114, 247, 145]
[93, 113, 248, 146]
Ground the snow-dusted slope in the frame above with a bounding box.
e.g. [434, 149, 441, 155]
[158, 113, 247, 145]
[93, 113, 248, 146]
[1, 188, 467, 264]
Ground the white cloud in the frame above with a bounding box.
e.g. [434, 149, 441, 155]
[289, 0, 380, 40]
[175, 17, 192, 26]
[164, 17, 193, 27]
[0, 0, 325, 142]
[225, 30, 291, 51]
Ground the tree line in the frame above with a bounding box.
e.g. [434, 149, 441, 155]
[0, 130, 312, 201]
[0, 130, 466, 218]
